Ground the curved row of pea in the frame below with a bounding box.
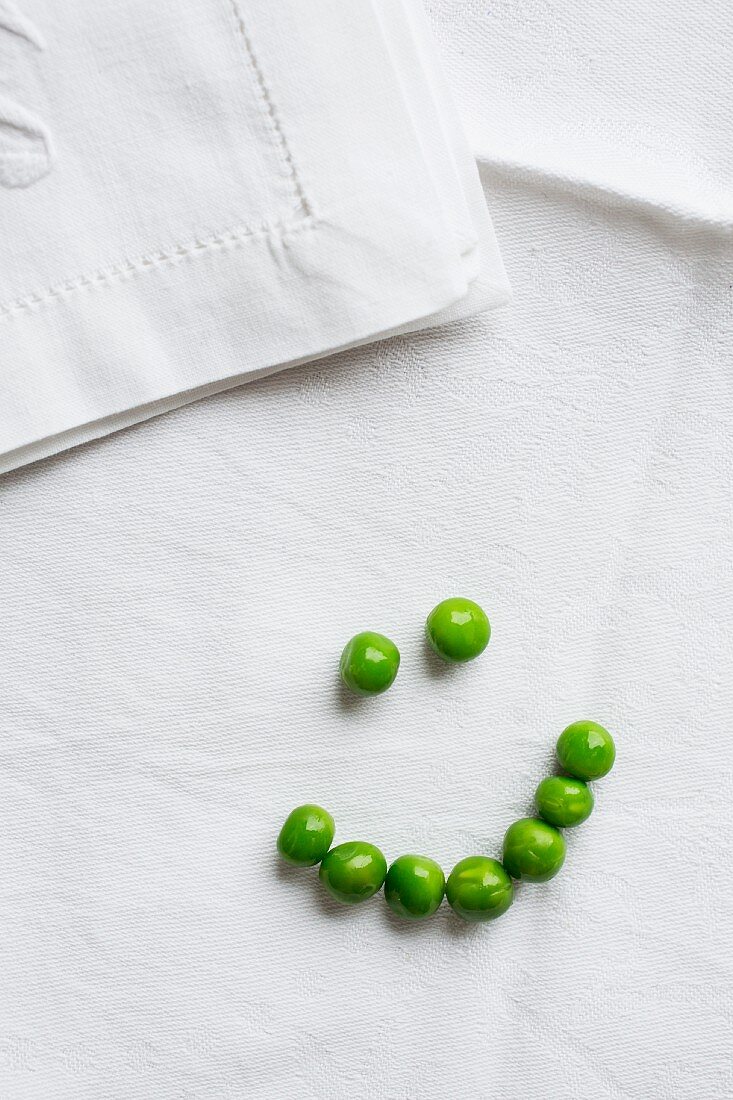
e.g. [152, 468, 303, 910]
[277, 719, 616, 922]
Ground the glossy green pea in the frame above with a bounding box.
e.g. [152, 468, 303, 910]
[339, 632, 400, 696]
[502, 817, 566, 882]
[445, 856, 514, 922]
[535, 776, 594, 828]
[277, 804, 335, 867]
[556, 720, 616, 781]
[384, 854, 445, 920]
[426, 597, 490, 663]
[319, 841, 387, 904]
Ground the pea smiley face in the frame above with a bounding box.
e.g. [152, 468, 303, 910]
[279, 600, 616, 922]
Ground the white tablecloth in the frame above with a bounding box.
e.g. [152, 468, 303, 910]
[0, 1, 731, 1097]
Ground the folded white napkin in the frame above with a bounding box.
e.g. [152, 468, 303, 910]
[0, 0, 509, 473]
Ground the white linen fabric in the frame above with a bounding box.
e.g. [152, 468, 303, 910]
[0, 0, 508, 472]
[428, 0, 733, 230]
[0, 2, 732, 1099]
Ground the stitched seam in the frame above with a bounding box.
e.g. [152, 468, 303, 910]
[0, 214, 315, 317]
[227, 0, 312, 219]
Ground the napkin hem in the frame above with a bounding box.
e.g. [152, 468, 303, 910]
[0, 188, 509, 468]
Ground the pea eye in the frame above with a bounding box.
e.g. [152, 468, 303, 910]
[426, 597, 491, 663]
[339, 631, 400, 696]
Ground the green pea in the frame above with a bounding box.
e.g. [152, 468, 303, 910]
[426, 597, 490, 663]
[277, 804, 335, 867]
[339, 632, 400, 696]
[535, 775, 594, 828]
[445, 856, 514, 922]
[556, 720, 616, 781]
[319, 841, 387, 904]
[502, 818, 566, 882]
[384, 854, 445, 919]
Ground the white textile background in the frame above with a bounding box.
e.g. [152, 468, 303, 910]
[0, 1, 732, 1098]
[428, 0, 733, 227]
